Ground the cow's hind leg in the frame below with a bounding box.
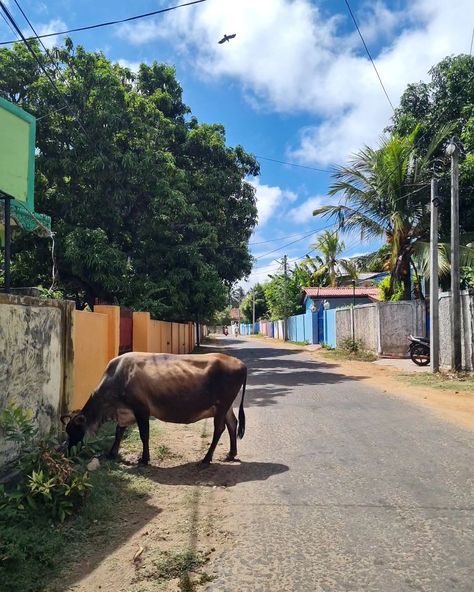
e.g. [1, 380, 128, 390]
[224, 408, 238, 461]
[107, 425, 126, 459]
[201, 413, 226, 464]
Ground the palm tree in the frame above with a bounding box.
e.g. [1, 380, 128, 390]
[301, 230, 357, 287]
[313, 126, 452, 299]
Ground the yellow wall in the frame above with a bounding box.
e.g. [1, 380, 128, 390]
[95, 305, 120, 359]
[72, 310, 109, 409]
[72, 308, 195, 410]
[133, 311, 150, 352]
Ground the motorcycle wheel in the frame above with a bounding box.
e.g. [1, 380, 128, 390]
[410, 343, 430, 366]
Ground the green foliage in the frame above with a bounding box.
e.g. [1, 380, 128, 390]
[0, 405, 92, 523]
[300, 230, 358, 286]
[315, 125, 453, 300]
[378, 276, 404, 301]
[1, 40, 258, 321]
[240, 283, 269, 322]
[340, 338, 362, 353]
[390, 54, 474, 238]
[263, 271, 303, 320]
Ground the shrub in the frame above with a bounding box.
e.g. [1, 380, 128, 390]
[0, 404, 92, 522]
[340, 337, 363, 353]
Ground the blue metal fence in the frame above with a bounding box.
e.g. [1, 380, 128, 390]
[323, 309, 337, 348]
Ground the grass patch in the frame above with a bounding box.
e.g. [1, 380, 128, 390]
[398, 371, 474, 392]
[320, 347, 377, 362]
[134, 549, 209, 591]
[288, 340, 309, 346]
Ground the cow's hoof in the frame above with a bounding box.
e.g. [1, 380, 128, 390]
[224, 455, 238, 462]
[105, 452, 118, 460]
[138, 457, 149, 465]
[200, 458, 212, 466]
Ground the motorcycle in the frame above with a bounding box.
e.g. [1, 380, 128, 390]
[408, 335, 430, 366]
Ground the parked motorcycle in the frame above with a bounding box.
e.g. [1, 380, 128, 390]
[408, 335, 430, 366]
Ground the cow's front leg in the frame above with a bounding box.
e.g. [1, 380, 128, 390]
[202, 413, 226, 464]
[106, 425, 127, 459]
[133, 406, 150, 464]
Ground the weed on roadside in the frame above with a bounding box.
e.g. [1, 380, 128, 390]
[398, 371, 474, 392]
[134, 549, 209, 591]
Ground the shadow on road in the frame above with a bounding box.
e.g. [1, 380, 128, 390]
[143, 460, 289, 488]
[200, 339, 370, 408]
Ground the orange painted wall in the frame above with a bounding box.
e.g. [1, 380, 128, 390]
[72, 310, 109, 409]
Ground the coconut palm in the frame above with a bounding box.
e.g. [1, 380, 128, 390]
[313, 126, 453, 299]
[300, 230, 357, 287]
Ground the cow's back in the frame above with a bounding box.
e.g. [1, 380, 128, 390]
[112, 352, 246, 424]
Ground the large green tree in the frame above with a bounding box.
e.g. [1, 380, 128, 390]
[0, 40, 258, 320]
[390, 54, 474, 238]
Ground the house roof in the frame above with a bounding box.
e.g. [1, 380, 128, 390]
[230, 307, 240, 320]
[303, 287, 380, 300]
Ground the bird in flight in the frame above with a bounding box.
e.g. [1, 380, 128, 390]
[218, 33, 236, 44]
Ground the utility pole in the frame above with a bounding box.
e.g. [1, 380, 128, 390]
[446, 138, 462, 371]
[252, 289, 256, 334]
[430, 177, 440, 372]
[283, 254, 288, 341]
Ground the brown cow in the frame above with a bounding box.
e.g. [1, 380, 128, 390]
[62, 352, 247, 464]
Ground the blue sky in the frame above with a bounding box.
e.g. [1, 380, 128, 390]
[1, 0, 473, 288]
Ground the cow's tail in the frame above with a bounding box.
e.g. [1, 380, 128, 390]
[237, 369, 247, 440]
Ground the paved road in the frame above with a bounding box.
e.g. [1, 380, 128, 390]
[205, 338, 474, 592]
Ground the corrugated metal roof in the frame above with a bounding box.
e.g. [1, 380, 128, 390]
[303, 287, 380, 299]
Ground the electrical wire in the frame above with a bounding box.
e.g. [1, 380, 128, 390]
[0, 0, 208, 46]
[0, 1, 88, 136]
[255, 155, 331, 173]
[343, 0, 395, 112]
[470, 26, 474, 56]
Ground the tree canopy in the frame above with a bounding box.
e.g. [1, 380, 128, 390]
[1, 40, 258, 321]
[390, 54, 474, 238]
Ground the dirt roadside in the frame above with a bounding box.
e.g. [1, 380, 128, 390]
[61, 421, 233, 592]
[58, 338, 472, 592]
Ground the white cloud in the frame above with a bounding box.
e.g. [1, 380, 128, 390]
[118, 0, 474, 166]
[288, 195, 333, 224]
[117, 58, 141, 72]
[32, 19, 67, 49]
[250, 178, 297, 228]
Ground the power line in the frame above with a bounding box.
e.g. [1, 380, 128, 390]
[0, 0, 208, 46]
[250, 228, 325, 245]
[0, 1, 88, 136]
[255, 155, 331, 173]
[343, 0, 395, 112]
[470, 26, 474, 56]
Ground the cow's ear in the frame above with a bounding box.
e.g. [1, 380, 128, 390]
[74, 414, 87, 426]
[60, 414, 71, 426]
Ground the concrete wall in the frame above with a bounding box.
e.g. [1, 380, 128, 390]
[378, 301, 425, 356]
[439, 291, 474, 370]
[354, 304, 378, 351]
[334, 301, 426, 356]
[0, 294, 74, 470]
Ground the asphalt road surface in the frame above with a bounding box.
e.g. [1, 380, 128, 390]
[205, 337, 474, 592]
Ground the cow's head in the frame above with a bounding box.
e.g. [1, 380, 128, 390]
[61, 412, 87, 451]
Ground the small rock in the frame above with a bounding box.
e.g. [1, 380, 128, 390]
[87, 457, 100, 472]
